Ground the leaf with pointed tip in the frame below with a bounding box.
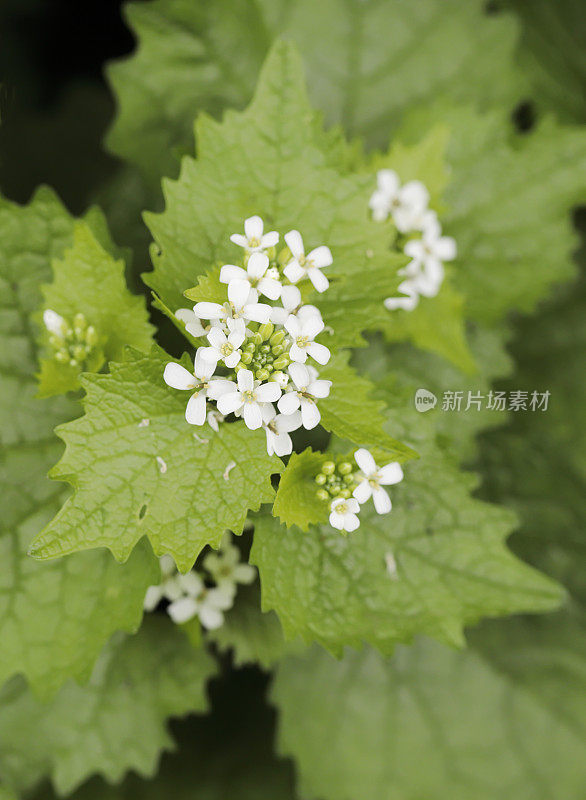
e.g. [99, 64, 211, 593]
[30, 346, 282, 571]
[272, 448, 329, 531]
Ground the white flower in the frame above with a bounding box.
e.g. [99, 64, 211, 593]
[261, 403, 302, 456]
[403, 213, 456, 296]
[220, 252, 281, 301]
[43, 309, 67, 336]
[283, 230, 331, 293]
[329, 497, 361, 532]
[143, 555, 181, 610]
[277, 363, 331, 430]
[203, 533, 256, 589]
[167, 572, 235, 629]
[352, 448, 403, 514]
[285, 314, 330, 365]
[174, 308, 207, 338]
[163, 353, 218, 426]
[200, 326, 245, 369]
[216, 368, 281, 430]
[384, 280, 420, 311]
[230, 215, 279, 254]
[369, 170, 429, 232]
[193, 278, 271, 330]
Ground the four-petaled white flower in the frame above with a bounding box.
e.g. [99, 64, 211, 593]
[200, 326, 245, 369]
[194, 278, 271, 330]
[403, 213, 456, 296]
[352, 448, 404, 514]
[285, 314, 330, 365]
[261, 403, 302, 457]
[143, 555, 182, 611]
[217, 368, 281, 430]
[369, 170, 429, 232]
[329, 497, 361, 533]
[220, 252, 281, 301]
[283, 230, 331, 293]
[43, 309, 67, 335]
[203, 533, 256, 589]
[163, 353, 230, 426]
[167, 572, 235, 628]
[230, 215, 279, 254]
[278, 363, 331, 430]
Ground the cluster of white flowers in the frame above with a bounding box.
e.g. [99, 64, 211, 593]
[369, 169, 456, 311]
[327, 448, 404, 533]
[165, 216, 334, 456]
[143, 532, 255, 629]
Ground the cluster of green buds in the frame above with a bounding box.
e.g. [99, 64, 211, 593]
[43, 309, 100, 369]
[236, 322, 291, 384]
[315, 460, 359, 504]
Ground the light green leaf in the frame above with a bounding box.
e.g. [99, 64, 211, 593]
[30, 346, 282, 571]
[251, 428, 562, 654]
[107, 0, 523, 185]
[207, 583, 299, 668]
[0, 189, 159, 698]
[272, 448, 329, 531]
[319, 352, 416, 462]
[0, 617, 217, 797]
[37, 222, 154, 396]
[272, 614, 586, 800]
[143, 40, 398, 320]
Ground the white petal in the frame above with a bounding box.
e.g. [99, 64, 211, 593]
[226, 317, 246, 338]
[384, 293, 419, 312]
[346, 498, 360, 514]
[228, 278, 252, 310]
[288, 343, 307, 363]
[224, 350, 242, 368]
[275, 410, 302, 433]
[436, 236, 457, 261]
[244, 215, 263, 240]
[403, 240, 424, 260]
[247, 252, 269, 279]
[284, 315, 300, 337]
[207, 327, 226, 348]
[163, 362, 197, 390]
[378, 462, 404, 485]
[308, 379, 331, 399]
[270, 306, 288, 325]
[377, 169, 400, 194]
[243, 402, 263, 430]
[143, 585, 163, 611]
[261, 402, 276, 424]
[257, 277, 282, 300]
[288, 362, 309, 389]
[256, 382, 281, 403]
[195, 302, 225, 321]
[43, 309, 66, 335]
[207, 378, 236, 400]
[280, 284, 301, 310]
[237, 369, 254, 392]
[217, 392, 244, 416]
[352, 480, 372, 504]
[329, 511, 345, 530]
[373, 487, 392, 514]
[284, 229, 304, 257]
[343, 513, 360, 533]
[220, 264, 247, 284]
[354, 448, 377, 476]
[400, 180, 429, 212]
[167, 597, 198, 624]
[308, 268, 329, 293]
[228, 328, 245, 348]
[198, 605, 224, 630]
[308, 245, 332, 268]
[234, 563, 257, 584]
[272, 432, 293, 457]
[278, 392, 301, 415]
[174, 308, 196, 324]
[177, 571, 202, 596]
[199, 346, 220, 364]
[306, 342, 330, 365]
[297, 304, 322, 321]
[300, 399, 320, 430]
[261, 231, 279, 248]
[302, 316, 324, 340]
[185, 392, 207, 425]
[243, 302, 272, 323]
[283, 261, 305, 284]
[208, 584, 236, 610]
[230, 233, 248, 248]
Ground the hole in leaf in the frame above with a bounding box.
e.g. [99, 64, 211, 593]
[138, 503, 148, 520]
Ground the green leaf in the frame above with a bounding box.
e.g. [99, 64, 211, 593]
[143, 40, 398, 319]
[30, 346, 282, 571]
[107, 0, 523, 185]
[37, 222, 154, 397]
[0, 189, 159, 698]
[251, 428, 562, 654]
[272, 614, 586, 800]
[0, 616, 217, 797]
[183, 264, 229, 305]
[207, 583, 299, 668]
[318, 352, 416, 462]
[272, 448, 329, 531]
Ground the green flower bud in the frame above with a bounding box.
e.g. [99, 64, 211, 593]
[69, 358, 78, 367]
[234, 363, 246, 373]
[72, 344, 86, 360]
[271, 343, 285, 356]
[329, 485, 342, 496]
[272, 355, 289, 371]
[259, 343, 271, 354]
[250, 332, 263, 346]
[315, 473, 327, 485]
[343, 473, 355, 485]
[270, 330, 286, 346]
[73, 313, 87, 330]
[85, 326, 99, 346]
[338, 488, 351, 499]
[322, 461, 336, 476]
[55, 351, 68, 363]
[338, 462, 353, 475]
[265, 363, 274, 373]
[316, 488, 330, 502]
[244, 341, 256, 353]
[258, 322, 274, 341]
[256, 368, 270, 381]
[240, 351, 253, 365]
